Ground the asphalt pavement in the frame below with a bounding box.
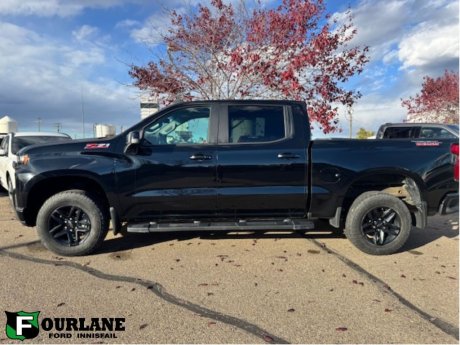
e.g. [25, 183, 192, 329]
[0, 192, 458, 343]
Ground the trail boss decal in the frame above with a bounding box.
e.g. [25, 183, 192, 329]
[84, 143, 110, 150]
[415, 141, 441, 147]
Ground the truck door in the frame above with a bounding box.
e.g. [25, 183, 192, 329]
[125, 104, 219, 220]
[215, 103, 308, 218]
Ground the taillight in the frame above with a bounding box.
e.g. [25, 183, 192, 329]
[451, 143, 459, 181]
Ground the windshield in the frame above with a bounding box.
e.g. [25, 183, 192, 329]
[11, 136, 70, 154]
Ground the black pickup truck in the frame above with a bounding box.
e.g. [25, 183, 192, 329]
[12, 100, 459, 256]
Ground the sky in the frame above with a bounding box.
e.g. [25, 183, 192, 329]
[0, 0, 458, 138]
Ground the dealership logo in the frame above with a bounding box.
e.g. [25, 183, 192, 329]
[5, 311, 125, 341]
[5, 311, 40, 341]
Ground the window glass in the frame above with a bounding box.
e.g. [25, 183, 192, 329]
[0, 137, 8, 151]
[383, 127, 415, 139]
[419, 127, 456, 139]
[228, 105, 285, 143]
[143, 107, 210, 145]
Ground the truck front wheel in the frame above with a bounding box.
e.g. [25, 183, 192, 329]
[345, 192, 411, 255]
[36, 191, 109, 256]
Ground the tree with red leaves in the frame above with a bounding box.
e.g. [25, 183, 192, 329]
[130, 0, 369, 133]
[402, 70, 459, 124]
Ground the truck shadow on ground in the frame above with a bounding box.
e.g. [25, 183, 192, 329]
[401, 218, 459, 252]
[97, 229, 345, 255]
[96, 217, 458, 255]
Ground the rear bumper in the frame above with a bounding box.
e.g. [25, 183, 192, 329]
[439, 193, 459, 215]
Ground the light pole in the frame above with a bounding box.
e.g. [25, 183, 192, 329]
[346, 106, 353, 139]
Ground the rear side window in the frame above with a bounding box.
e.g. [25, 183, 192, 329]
[228, 105, 285, 143]
[419, 127, 456, 139]
[383, 127, 416, 139]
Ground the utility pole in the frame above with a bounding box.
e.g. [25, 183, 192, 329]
[53, 123, 62, 133]
[36, 117, 42, 132]
[347, 106, 353, 139]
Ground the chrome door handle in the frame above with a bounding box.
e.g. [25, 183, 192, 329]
[277, 152, 300, 159]
[189, 153, 212, 161]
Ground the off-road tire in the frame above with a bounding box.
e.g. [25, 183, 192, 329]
[36, 190, 109, 256]
[345, 191, 411, 255]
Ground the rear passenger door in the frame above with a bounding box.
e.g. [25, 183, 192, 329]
[215, 103, 308, 218]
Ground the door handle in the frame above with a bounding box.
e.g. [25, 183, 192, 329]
[277, 152, 300, 159]
[189, 153, 212, 161]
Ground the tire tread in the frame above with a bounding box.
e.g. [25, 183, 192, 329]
[345, 191, 411, 255]
[36, 190, 108, 256]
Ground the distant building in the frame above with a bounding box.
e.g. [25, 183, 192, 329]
[0, 115, 18, 134]
[94, 124, 116, 138]
[140, 93, 159, 119]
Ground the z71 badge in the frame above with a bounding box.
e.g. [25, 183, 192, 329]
[84, 143, 110, 150]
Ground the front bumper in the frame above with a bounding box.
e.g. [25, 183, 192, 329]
[439, 192, 459, 215]
[14, 206, 27, 224]
[12, 172, 29, 225]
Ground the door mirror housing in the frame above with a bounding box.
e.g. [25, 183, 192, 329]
[124, 131, 140, 154]
[127, 131, 140, 145]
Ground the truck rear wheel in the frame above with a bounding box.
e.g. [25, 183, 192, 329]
[36, 190, 108, 256]
[345, 192, 411, 255]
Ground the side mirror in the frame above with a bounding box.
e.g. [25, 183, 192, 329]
[124, 131, 140, 154]
[127, 131, 140, 145]
[0, 149, 6, 156]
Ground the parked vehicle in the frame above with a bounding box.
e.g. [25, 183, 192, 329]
[12, 101, 459, 256]
[0, 132, 71, 195]
[376, 123, 459, 139]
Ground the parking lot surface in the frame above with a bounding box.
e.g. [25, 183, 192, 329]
[0, 192, 458, 343]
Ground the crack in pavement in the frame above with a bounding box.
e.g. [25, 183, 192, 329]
[0, 240, 40, 251]
[0, 248, 289, 344]
[4, 236, 458, 342]
[307, 238, 459, 341]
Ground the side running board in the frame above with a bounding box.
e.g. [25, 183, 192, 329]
[127, 219, 315, 233]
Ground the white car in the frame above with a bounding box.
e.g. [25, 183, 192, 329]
[0, 132, 71, 194]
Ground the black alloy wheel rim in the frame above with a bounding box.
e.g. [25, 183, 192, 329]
[48, 206, 91, 246]
[361, 207, 401, 245]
